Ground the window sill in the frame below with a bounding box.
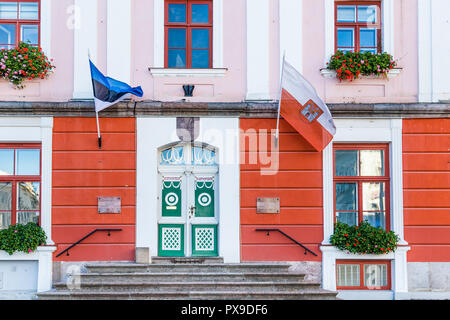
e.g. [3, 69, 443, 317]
[320, 245, 410, 260]
[320, 68, 402, 80]
[148, 67, 228, 78]
[0, 246, 56, 260]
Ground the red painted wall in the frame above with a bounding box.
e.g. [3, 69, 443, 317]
[240, 118, 322, 261]
[403, 119, 450, 262]
[52, 117, 136, 261]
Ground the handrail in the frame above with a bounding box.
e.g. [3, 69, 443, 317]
[255, 228, 318, 256]
[56, 229, 122, 257]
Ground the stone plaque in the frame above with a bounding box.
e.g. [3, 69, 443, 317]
[98, 197, 121, 214]
[256, 197, 280, 214]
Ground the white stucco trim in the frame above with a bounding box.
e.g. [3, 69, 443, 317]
[73, 0, 98, 99]
[136, 117, 240, 263]
[417, 0, 433, 102]
[324, 0, 395, 65]
[153, 0, 224, 70]
[279, 0, 303, 74]
[321, 118, 409, 298]
[0, 117, 54, 246]
[40, 0, 51, 57]
[0, 246, 56, 293]
[246, 0, 270, 100]
[107, 0, 131, 84]
[0, 117, 55, 293]
[149, 68, 227, 78]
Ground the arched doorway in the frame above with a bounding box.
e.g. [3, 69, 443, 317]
[157, 142, 219, 257]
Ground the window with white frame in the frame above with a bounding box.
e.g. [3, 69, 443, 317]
[336, 260, 391, 290]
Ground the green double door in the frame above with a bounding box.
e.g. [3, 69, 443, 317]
[158, 166, 218, 257]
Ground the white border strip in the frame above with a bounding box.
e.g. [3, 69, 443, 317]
[107, 0, 131, 84]
[279, 0, 303, 74]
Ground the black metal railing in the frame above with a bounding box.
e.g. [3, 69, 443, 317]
[56, 229, 122, 257]
[255, 228, 318, 256]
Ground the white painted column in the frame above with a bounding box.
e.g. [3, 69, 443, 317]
[418, 0, 433, 102]
[382, 0, 395, 56]
[153, 0, 164, 68]
[107, 0, 131, 83]
[324, 0, 335, 65]
[322, 142, 334, 245]
[73, 0, 98, 99]
[246, 0, 270, 100]
[279, 0, 302, 73]
[40, 0, 51, 57]
[40, 117, 54, 246]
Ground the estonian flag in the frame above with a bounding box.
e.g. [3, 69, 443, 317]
[89, 59, 143, 112]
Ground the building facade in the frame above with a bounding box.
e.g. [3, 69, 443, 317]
[0, 0, 449, 300]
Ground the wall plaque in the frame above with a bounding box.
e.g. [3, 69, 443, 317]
[256, 197, 280, 214]
[98, 197, 121, 214]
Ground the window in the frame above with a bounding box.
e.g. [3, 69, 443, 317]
[336, 260, 391, 290]
[165, 0, 213, 68]
[0, 144, 41, 229]
[333, 144, 390, 230]
[0, 0, 40, 49]
[335, 1, 381, 53]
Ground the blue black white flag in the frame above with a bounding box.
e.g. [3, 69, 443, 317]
[89, 59, 143, 112]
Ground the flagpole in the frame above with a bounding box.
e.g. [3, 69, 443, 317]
[96, 111, 102, 149]
[275, 52, 286, 149]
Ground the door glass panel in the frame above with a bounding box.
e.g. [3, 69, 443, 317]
[335, 150, 358, 176]
[160, 146, 184, 165]
[0, 149, 14, 175]
[195, 178, 214, 217]
[362, 182, 385, 211]
[193, 147, 216, 165]
[360, 150, 384, 176]
[161, 178, 182, 217]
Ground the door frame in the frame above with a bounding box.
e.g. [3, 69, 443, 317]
[136, 117, 240, 263]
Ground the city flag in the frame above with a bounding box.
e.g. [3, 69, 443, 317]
[89, 59, 143, 112]
[276, 59, 336, 152]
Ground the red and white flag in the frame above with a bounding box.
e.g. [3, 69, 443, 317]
[276, 58, 336, 152]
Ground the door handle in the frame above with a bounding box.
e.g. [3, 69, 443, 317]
[189, 206, 196, 218]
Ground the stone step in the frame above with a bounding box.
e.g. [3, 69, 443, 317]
[38, 290, 338, 300]
[52, 281, 322, 293]
[150, 257, 225, 264]
[85, 262, 292, 274]
[65, 272, 306, 283]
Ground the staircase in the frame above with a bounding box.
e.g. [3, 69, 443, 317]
[37, 257, 338, 300]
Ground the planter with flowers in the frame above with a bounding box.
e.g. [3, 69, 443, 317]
[0, 222, 47, 255]
[321, 51, 401, 81]
[0, 41, 55, 89]
[330, 221, 400, 255]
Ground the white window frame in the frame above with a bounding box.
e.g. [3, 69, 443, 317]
[0, 117, 56, 293]
[324, 0, 394, 65]
[320, 118, 410, 299]
[151, 0, 225, 77]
